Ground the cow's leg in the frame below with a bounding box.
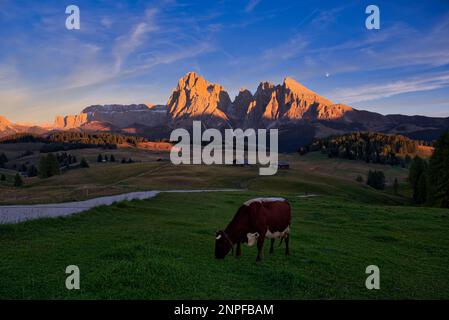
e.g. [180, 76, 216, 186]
[236, 241, 241, 258]
[256, 236, 265, 262]
[285, 235, 290, 256]
[269, 239, 275, 255]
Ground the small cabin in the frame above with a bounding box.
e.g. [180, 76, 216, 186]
[277, 161, 290, 170]
[232, 159, 250, 166]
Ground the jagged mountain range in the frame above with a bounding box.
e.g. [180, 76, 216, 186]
[2, 72, 449, 151]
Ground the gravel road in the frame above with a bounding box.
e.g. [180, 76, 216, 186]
[0, 189, 243, 225]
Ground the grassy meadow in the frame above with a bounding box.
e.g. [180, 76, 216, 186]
[0, 149, 448, 299]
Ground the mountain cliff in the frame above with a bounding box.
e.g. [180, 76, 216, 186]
[167, 71, 231, 127]
[240, 77, 350, 128]
[1, 72, 449, 150]
[54, 113, 88, 129]
[0, 116, 47, 138]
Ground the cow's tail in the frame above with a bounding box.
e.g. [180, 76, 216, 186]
[278, 199, 291, 247]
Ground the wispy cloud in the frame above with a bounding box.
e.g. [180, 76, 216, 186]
[113, 20, 159, 72]
[61, 4, 216, 90]
[261, 34, 308, 61]
[245, 0, 261, 13]
[330, 72, 449, 103]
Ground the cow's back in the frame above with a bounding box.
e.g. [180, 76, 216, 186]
[262, 200, 291, 232]
[244, 198, 291, 233]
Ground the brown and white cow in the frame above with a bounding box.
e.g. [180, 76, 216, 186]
[215, 197, 291, 261]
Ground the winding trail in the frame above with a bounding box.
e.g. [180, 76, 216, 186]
[0, 189, 244, 225]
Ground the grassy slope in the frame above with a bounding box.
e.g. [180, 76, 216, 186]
[0, 151, 448, 299]
[0, 192, 448, 299]
[0, 151, 408, 205]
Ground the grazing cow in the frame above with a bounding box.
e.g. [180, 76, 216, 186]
[215, 197, 291, 261]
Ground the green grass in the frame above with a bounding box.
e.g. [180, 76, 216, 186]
[1, 191, 448, 299]
[0, 150, 447, 299]
[0, 151, 409, 205]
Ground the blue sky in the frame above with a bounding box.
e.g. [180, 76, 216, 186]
[1, 0, 449, 123]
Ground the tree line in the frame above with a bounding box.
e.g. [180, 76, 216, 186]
[9, 152, 89, 184]
[0, 133, 46, 144]
[0, 132, 149, 153]
[409, 131, 449, 208]
[47, 132, 147, 146]
[0, 153, 8, 168]
[97, 153, 134, 164]
[302, 132, 430, 166]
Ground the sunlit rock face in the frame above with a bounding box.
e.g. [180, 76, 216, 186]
[49, 73, 354, 132]
[242, 76, 352, 127]
[54, 113, 88, 129]
[2, 72, 449, 150]
[0, 116, 16, 137]
[0, 116, 12, 129]
[53, 104, 168, 130]
[167, 71, 232, 127]
[0, 115, 44, 137]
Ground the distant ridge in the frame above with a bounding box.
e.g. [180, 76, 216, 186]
[1, 72, 449, 151]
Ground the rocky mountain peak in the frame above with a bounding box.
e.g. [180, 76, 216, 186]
[282, 76, 333, 106]
[255, 81, 276, 96]
[177, 71, 204, 90]
[229, 88, 253, 119]
[54, 113, 88, 129]
[236, 88, 253, 100]
[167, 72, 231, 125]
[0, 115, 11, 126]
[284, 76, 315, 94]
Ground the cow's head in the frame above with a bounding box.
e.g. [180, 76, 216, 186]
[215, 230, 233, 259]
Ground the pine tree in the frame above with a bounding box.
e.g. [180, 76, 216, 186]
[14, 173, 23, 187]
[393, 178, 399, 195]
[80, 158, 89, 168]
[38, 154, 60, 178]
[427, 131, 449, 208]
[409, 156, 428, 203]
[367, 170, 386, 190]
[405, 155, 412, 167]
[20, 163, 28, 173]
[38, 156, 50, 178]
[416, 173, 427, 204]
[0, 153, 7, 168]
[27, 165, 38, 177]
[47, 153, 60, 176]
[0, 153, 8, 163]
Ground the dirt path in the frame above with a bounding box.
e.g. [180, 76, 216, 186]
[0, 189, 244, 225]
